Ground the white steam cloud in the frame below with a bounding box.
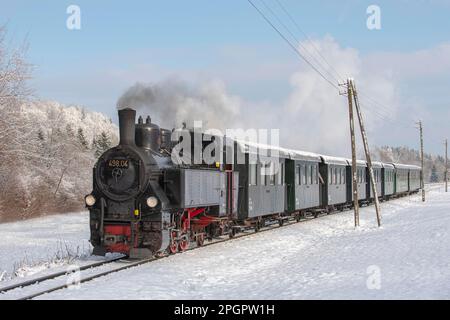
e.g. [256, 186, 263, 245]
[117, 36, 400, 156]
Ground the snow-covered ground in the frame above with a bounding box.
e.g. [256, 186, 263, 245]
[1, 184, 450, 299]
[0, 212, 92, 281]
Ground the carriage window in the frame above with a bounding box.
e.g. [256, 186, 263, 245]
[334, 168, 338, 185]
[329, 167, 332, 185]
[250, 164, 257, 186]
[341, 168, 345, 184]
[261, 164, 267, 186]
[269, 172, 275, 186]
[316, 165, 319, 184]
[304, 165, 308, 185]
[312, 165, 317, 184]
[309, 165, 313, 185]
[296, 165, 300, 185]
[277, 163, 284, 185]
[302, 164, 307, 185]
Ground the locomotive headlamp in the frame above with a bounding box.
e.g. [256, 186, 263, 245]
[146, 196, 158, 208]
[85, 194, 96, 206]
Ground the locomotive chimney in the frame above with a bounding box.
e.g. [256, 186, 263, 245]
[118, 108, 136, 146]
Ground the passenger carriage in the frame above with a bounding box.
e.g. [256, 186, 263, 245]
[382, 163, 395, 199]
[408, 165, 421, 193]
[285, 149, 322, 219]
[319, 156, 349, 210]
[345, 159, 368, 204]
[233, 140, 288, 227]
[367, 161, 383, 202]
[391, 163, 410, 195]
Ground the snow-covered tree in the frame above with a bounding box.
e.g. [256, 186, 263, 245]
[94, 131, 112, 157]
[77, 128, 89, 149]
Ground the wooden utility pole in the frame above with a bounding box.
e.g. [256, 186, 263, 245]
[417, 121, 425, 202]
[445, 139, 448, 193]
[351, 80, 381, 227]
[346, 78, 360, 227]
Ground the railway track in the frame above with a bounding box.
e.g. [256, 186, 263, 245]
[1, 191, 424, 300]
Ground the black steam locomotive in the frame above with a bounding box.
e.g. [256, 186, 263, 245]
[86, 108, 421, 259]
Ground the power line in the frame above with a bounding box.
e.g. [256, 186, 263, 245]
[271, 0, 414, 129]
[248, 0, 416, 131]
[259, 0, 341, 84]
[247, 0, 340, 91]
[274, 0, 344, 82]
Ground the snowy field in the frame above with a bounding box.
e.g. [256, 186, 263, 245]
[1, 184, 450, 299]
[0, 212, 93, 281]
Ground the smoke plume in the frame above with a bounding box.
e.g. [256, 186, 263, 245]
[117, 78, 241, 129]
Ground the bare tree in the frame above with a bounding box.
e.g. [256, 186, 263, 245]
[0, 25, 33, 221]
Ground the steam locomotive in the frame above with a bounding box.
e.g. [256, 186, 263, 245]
[86, 108, 421, 259]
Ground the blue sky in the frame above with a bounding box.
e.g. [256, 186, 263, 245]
[1, 0, 450, 154]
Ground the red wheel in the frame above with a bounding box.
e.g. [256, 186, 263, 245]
[178, 236, 190, 252]
[168, 231, 178, 254]
[196, 233, 205, 247]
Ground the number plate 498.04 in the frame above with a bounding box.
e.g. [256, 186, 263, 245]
[108, 159, 129, 168]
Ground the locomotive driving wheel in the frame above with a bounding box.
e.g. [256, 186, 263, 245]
[178, 235, 190, 252]
[168, 231, 178, 254]
[196, 233, 205, 247]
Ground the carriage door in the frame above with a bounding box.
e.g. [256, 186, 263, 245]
[226, 170, 239, 219]
[219, 172, 226, 216]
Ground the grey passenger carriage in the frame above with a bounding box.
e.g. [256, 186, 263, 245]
[346, 159, 367, 203]
[408, 165, 421, 192]
[367, 161, 383, 201]
[233, 140, 287, 221]
[392, 163, 410, 195]
[382, 163, 395, 199]
[319, 156, 348, 209]
[285, 150, 322, 213]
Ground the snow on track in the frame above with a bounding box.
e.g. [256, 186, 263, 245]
[36, 184, 450, 299]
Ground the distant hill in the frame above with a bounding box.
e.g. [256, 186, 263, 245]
[0, 100, 118, 222]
